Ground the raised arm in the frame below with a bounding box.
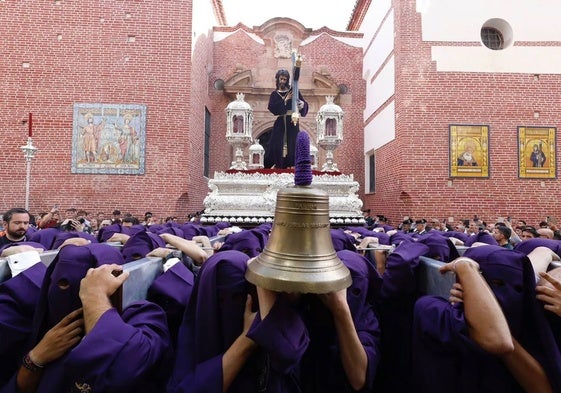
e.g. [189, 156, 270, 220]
[319, 288, 368, 391]
[79, 264, 129, 334]
[440, 257, 513, 355]
[159, 233, 209, 265]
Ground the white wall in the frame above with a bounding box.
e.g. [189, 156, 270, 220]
[418, 0, 561, 73]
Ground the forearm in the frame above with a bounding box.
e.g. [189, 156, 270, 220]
[332, 306, 368, 391]
[82, 295, 113, 334]
[221, 335, 256, 393]
[501, 338, 553, 393]
[456, 259, 513, 354]
[16, 365, 43, 393]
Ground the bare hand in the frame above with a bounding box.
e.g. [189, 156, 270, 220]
[31, 308, 84, 365]
[107, 233, 130, 244]
[79, 264, 129, 302]
[449, 282, 464, 305]
[146, 247, 172, 259]
[440, 257, 479, 274]
[57, 237, 90, 249]
[318, 288, 349, 315]
[536, 271, 561, 317]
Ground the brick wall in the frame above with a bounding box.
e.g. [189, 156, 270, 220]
[362, 0, 561, 227]
[0, 0, 201, 221]
[0, 5, 366, 223]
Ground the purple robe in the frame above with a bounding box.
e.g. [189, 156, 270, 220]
[417, 231, 460, 262]
[412, 245, 561, 392]
[28, 228, 62, 250]
[51, 231, 98, 249]
[168, 250, 266, 393]
[0, 262, 46, 387]
[121, 230, 166, 262]
[513, 237, 561, 255]
[330, 229, 357, 252]
[1, 243, 171, 393]
[247, 250, 381, 393]
[372, 240, 430, 393]
[148, 262, 194, 348]
[463, 231, 498, 247]
[217, 229, 269, 258]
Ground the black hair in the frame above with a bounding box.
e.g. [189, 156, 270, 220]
[3, 208, 30, 223]
[275, 69, 290, 90]
[521, 226, 539, 238]
[496, 225, 511, 239]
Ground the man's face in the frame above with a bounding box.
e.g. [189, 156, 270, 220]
[492, 228, 503, 241]
[5, 213, 30, 240]
[468, 221, 479, 233]
[278, 75, 288, 88]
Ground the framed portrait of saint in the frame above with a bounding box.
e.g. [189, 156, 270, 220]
[518, 126, 556, 179]
[449, 124, 490, 178]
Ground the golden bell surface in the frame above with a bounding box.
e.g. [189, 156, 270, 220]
[245, 185, 351, 294]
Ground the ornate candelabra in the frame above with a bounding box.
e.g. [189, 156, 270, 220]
[226, 93, 253, 170]
[316, 96, 343, 172]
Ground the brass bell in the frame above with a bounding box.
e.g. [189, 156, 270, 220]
[245, 184, 351, 294]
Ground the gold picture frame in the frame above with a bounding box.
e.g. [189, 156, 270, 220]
[449, 124, 489, 178]
[518, 126, 556, 179]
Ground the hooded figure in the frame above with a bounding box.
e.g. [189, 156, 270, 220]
[121, 230, 166, 263]
[412, 245, 561, 393]
[2, 243, 172, 393]
[168, 250, 266, 393]
[0, 259, 46, 387]
[217, 229, 269, 258]
[28, 228, 62, 250]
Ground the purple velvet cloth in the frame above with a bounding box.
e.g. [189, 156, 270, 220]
[51, 231, 98, 249]
[345, 228, 391, 245]
[148, 262, 194, 348]
[417, 231, 460, 262]
[121, 231, 166, 262]
[247, 250, 381, 392]
[463, 231, 498, 247]
[0, 262, 46, 387]
[44, 244, 125, 329]
[156, 226, 185, 238]
[2, 243, 172, 393]
[412, 245, 561, 392]
[178, 223, 206, 240]
[28, 228, 62, 250]
[330, 229, 357, 252]
[440, 230, 470, 243]
[372, 240, 430, 393]
[217, 229, 269, 258]
[97, 223, 125, 242]
[513, 237, 561, 255]
[168, 250, 258, 393]
[389, 231, 414, 246]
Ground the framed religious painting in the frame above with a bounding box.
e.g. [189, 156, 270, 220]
[518, 126, 556, 179]
[71, 103, 147, 174]
[449, 124, 490, 178]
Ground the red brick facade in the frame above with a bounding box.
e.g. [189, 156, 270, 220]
[359, 0, 561, 227]
[0, 2, 366, 222]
